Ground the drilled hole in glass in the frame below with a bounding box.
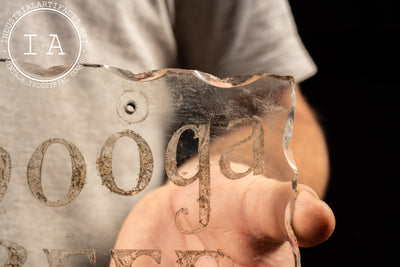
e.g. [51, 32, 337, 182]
[124, 101, 136, 115]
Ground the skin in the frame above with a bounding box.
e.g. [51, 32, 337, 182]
[110, 85, 335, 266]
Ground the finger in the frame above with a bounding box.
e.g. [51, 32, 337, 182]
[292, 186, 335, 247]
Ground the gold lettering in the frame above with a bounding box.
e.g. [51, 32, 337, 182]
[0, 147, 11, 203]
[27, 138, 86, 207]
[97, 130, 153, 195]
[165, 124, 211, 234]
[0, 239, 28, 266]
[175, 250, 233, 267]
[43, 249, 95, 267]
[219, 117, 265, 179]
[110, 249, 161, 266]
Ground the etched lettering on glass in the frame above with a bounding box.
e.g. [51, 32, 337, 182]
[175, 250, 233, 267]
[97, 130, 154, 195]
[0, 239, 28, 267]
[219, 117, 265, 179]
[110, 249, 161, 266]
[27, 138, 86, 207]
[43, 249, 95, 267]
[165, 124, 211, 234]
[0, 147, 11, 203]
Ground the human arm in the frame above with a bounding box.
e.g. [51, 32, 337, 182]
[111, 0, 334, 264]
[110, 83, 335, 266]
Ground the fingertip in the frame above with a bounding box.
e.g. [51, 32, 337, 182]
[292, 190, 335, 247]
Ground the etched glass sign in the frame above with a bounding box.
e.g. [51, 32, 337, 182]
[0, 60, 299, 266]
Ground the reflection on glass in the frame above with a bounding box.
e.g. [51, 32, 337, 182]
[0, 60, 299, 266]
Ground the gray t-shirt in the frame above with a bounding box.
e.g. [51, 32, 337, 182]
[0, 0, 316, 266]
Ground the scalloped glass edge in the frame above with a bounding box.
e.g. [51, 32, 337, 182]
[0, 59, 300, 266]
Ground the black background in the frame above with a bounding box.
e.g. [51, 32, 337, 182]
[289, 0, 398, 266]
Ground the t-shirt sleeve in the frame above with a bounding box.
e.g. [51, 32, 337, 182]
[173, 0, 317, 82]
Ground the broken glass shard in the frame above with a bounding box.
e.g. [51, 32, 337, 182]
[0, 60, 299, 266]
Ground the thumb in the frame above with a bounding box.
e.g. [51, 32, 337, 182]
[292, 187, 335, 247]
[240, 178, 335, 247]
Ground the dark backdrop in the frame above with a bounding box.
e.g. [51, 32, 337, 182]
[288, 0, 398, 266]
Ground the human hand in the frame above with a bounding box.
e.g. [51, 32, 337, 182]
[110, 159, 335, 267]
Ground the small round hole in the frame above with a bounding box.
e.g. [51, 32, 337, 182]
[125, 102, 136, 114]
